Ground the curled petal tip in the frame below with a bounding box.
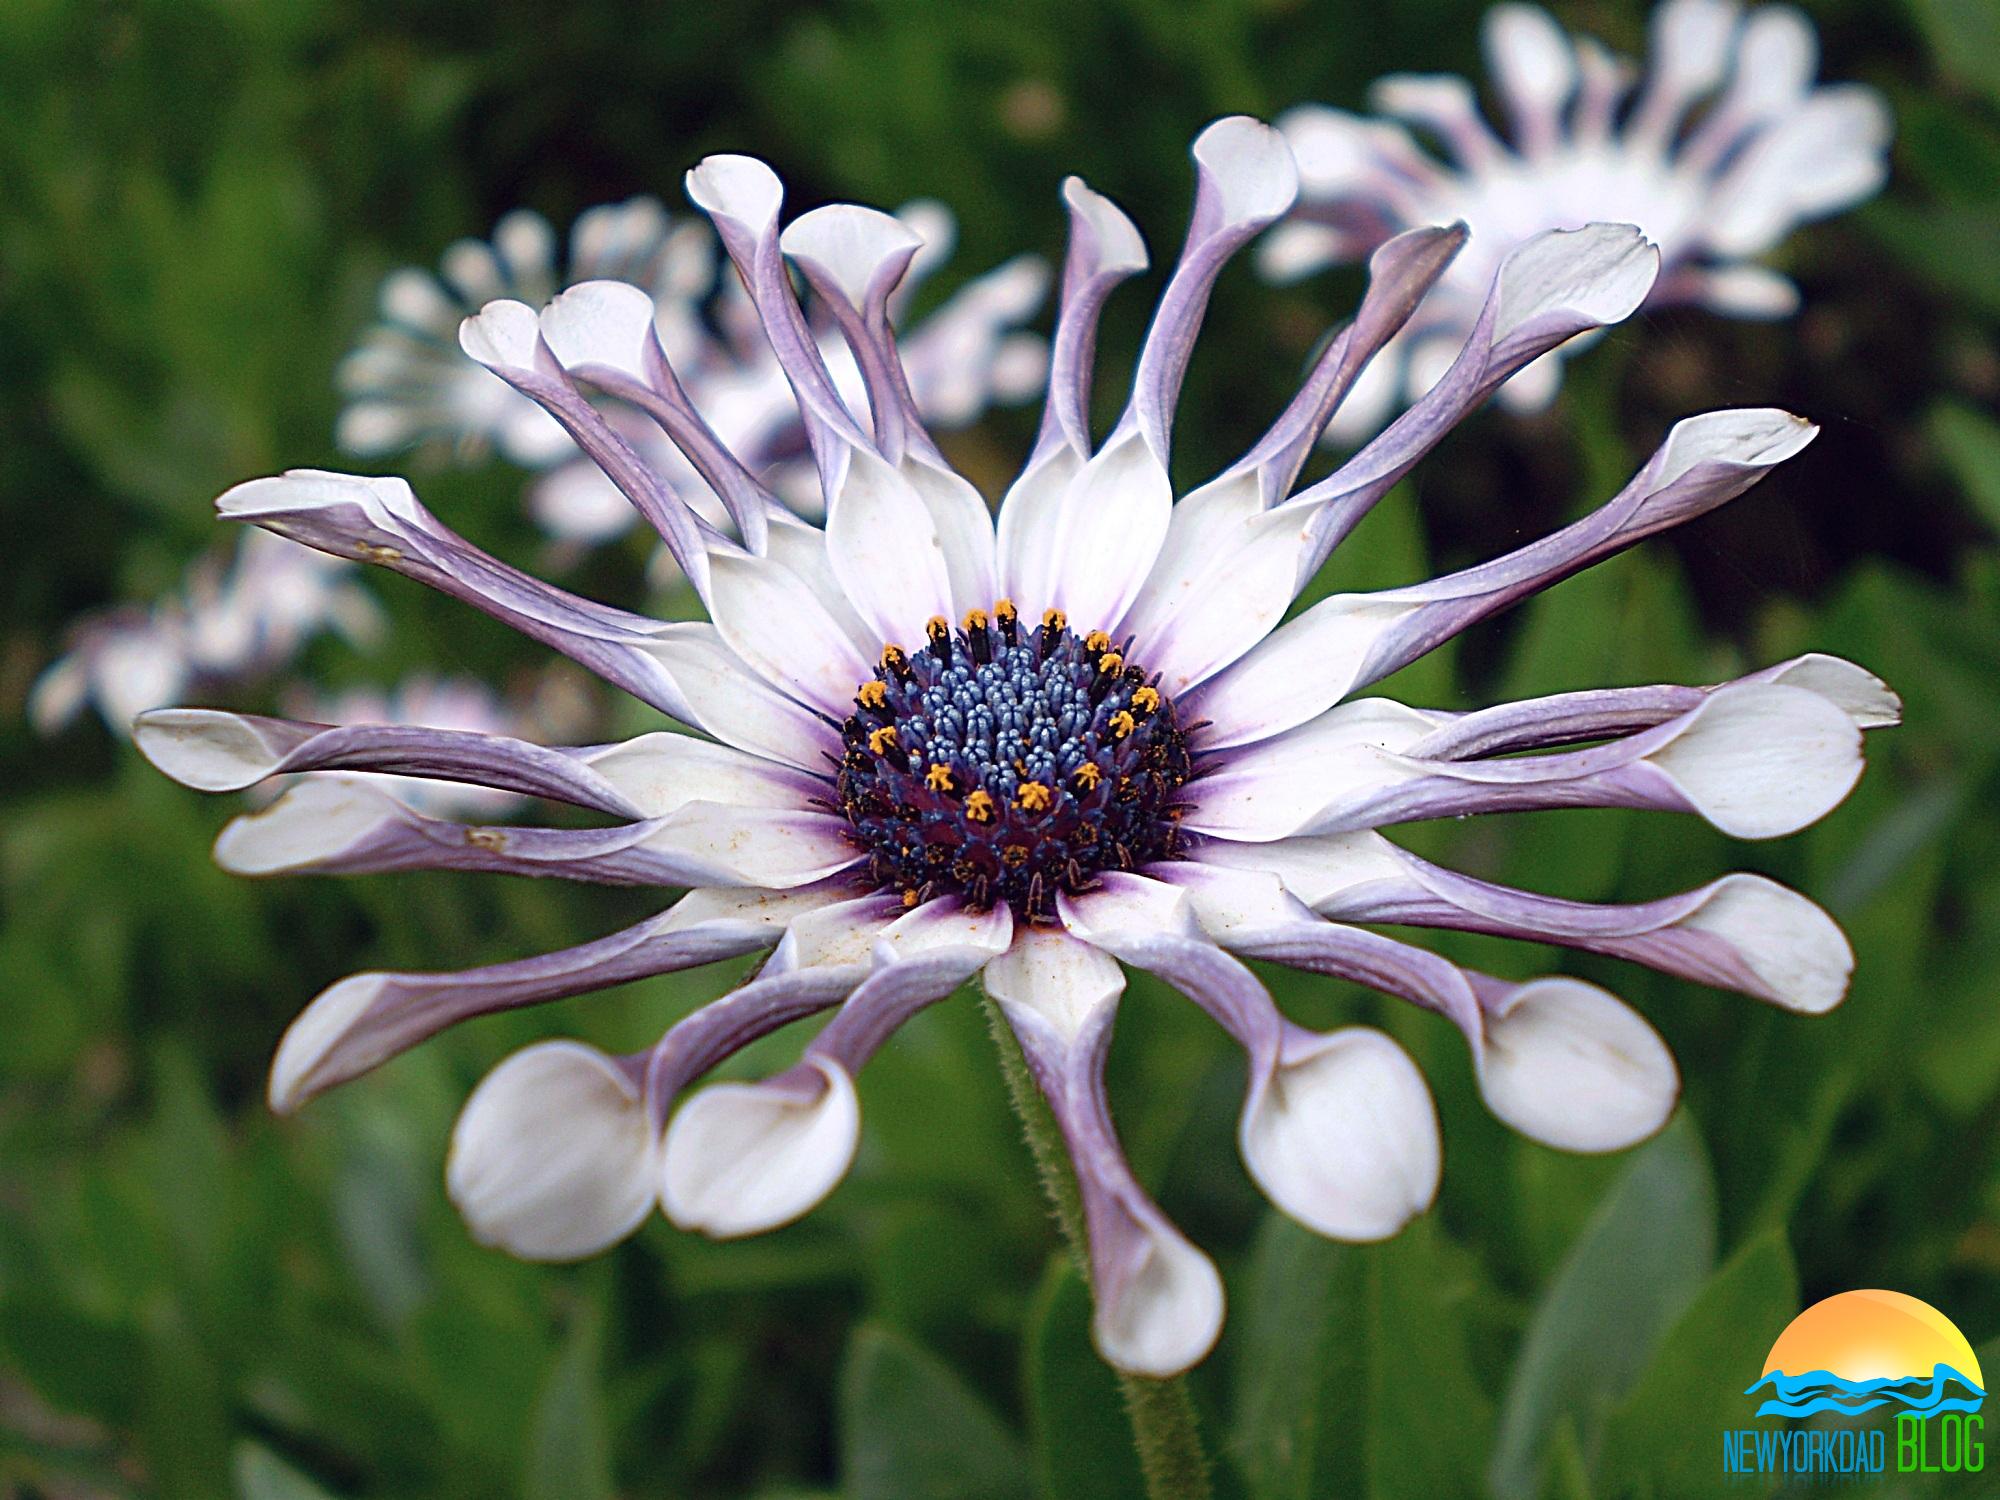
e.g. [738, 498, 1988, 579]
[1648, 682, 1863, 839]
[780, 204, 924, 307]
[1241, 1027, 1440, 1241]
[1093, 1227, 1226, 1378]
[660, 1057, 859, 1238]
[1477, 980, 1679, 1153]
[212, 777, 403, 876]
[132, 708, 277, 792]
[1059, 177, 1148, 274]
[267, 973, 386, 1114]
[539, 280, 657, 378]
[1193, 115, 1300, 227]
[457, 298, 543, 369]
[447, 1040, 659, 1261]
[1685, 876, 1853, 1015]
[685, 153, 784, 226]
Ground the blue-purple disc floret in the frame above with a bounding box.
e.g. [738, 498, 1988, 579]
[836, 604, 1194, 921]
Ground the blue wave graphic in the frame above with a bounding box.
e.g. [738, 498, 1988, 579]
[1745, 1363, 1985, 1419]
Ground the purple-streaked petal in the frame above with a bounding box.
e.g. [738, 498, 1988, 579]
[1192, 408, 1814, 748]
[269, 884, 843, 1113]
[1189, 682, 1863, 842]
[1027, 177, 1149, 467]
[1701, 86, 1894, 259]
[447, 1040, 660, 1260]
[986, 930, 1223, 1376]
[537, 280, 774, 554]
[780, 205, 933, 465]
[686, 154, 876, 496]
[1368, 74, 1509, 172]
[1059, 870, 1438, 1242]
[458, 300, 715, 595]
[1116, 117, 1298, 463]
[1224, 917, 1675, 1153]
[213, 776, 860, 889]
[660, 898, 1010, 1237]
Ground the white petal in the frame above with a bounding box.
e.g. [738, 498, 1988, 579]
[1763, 653, 1900, 728]
[1276, 104, 1396, 197]
[1255, 221, 1349, 283]
[1677, 875, 1851, 1014]
[994, 444, 1083, 617]
[218, 467, 425, 528]
[578, 732, 819, 817]
[780, 205, 923, 308]
[1093, 1225, 1226, 1379]
[1653, 406, 1817, 483]
[457, 298, 544, 371]
[1063, 176, 1148, 274]
[824, 449, 958, 648]
[528, 461, 641, 543]
[660, 1057, 859, 1237]
[213, 776, 400, 875]
[538, 280, 657, 380]
[874, 897, 1015, 965]
[1241, 1027, 1440, 1240]
[641, 803, 862, 890]
[1475, 980, 1678, 1153]
[1047, 432, 1174, 631]
[1192, 116, 1300, 227]
[446, 1041, 658, 1260]
[1703, 88, 1892, 257]
[1494, 224, 1659, 341]
[1683, 265, 1800, 318]
[1645, 682, 1862, 838]
[899, 458, 999, 619]
[1183, 830, 1409, 911]
[269, 972, 384, 1114]
[705, 550, 874, 716]
[1486, 4, 1579, 120]
[1184, 699, 1441, 841]
[1649, 0, 1740, 99]
[686, 154, 784, 232]
[983, 927, 1125, 1046]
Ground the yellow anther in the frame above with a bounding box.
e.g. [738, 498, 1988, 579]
[1083, 630, 1112, 653]
[1001, 844, 1029, 867]
[1131, 685, 1161, 715]
[924, 763, 955, 792]
[925, 615, 950, 640]
[882, 644, 908, 673]
[1072, 762, 1103, 791]
[1109, 710, 1137, 740]
[962, 608, 989, 632]
[902, 888, 920, 908]
[868, 725, 900, 755]
[1041, 607, 1067, 632]
[1017, 781, 1052, 813]
[965, 789, 996, 823]
[1097, 651, 1124, 676]
[994, 597, 1018, 625]
[858, 680, 888, 709]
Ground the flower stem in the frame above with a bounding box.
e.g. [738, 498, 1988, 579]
[980, 995, 1213, 1500]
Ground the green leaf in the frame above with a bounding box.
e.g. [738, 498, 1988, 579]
[1905, 0, 2000, 103]
[233, 1443, 338, 1500]
[1488, 1116, 1718, 1500]
[840, 1323, 1031, 1500]
[1598, 1230, 1799, 1499]
[1229, 1213, 1496, 1500]
[1024, 1259, 1146, 1500]
[523, 1302, 615, 1500]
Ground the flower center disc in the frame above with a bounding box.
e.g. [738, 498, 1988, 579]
[837, 603, 1193, 922]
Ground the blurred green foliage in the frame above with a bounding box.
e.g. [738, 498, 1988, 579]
[5, 0, 2000, 1496]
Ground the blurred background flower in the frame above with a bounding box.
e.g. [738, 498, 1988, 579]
[3, 1, 1999, 1497]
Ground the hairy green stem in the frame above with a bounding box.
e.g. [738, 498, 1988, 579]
[980, 994, 1213, 1500]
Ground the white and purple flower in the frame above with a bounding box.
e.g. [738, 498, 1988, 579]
[138, 119, 1892, 1377]
[31, 528, 380, 736]
[1263, 0, 1893, 438]
[338, 195, 1049, 550]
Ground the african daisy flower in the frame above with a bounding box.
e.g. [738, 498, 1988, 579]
[31, 529, 379, 736]
[338, 195, 1048, 548]
[135, 117, 1894, 1377]
[1262, 0, 1893, 438]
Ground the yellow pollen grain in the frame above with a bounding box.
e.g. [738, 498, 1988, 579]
[882, 644, 907, 672]
[1072, 762, 1103, 790]
[962, 608, 989, 631]
[1001, 844, 1029, 867]
[965, 789, 996, 823]
[994, 597, 1018, 625]
[925, 615, 950, 639]
[924, 764, 955, 792]
[1041, 608, 1067, 631]
[1016, 781, 1052, 812]
[1131, 685, 1161, 714]
[1097, 651, 1123, 676]
[902, 889, 920, 908]
[1083, 630, 1112, 653]
[868, 725, 899, 754]
[1109, 710, 1137, 740]
[858, 680, 888, 709]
